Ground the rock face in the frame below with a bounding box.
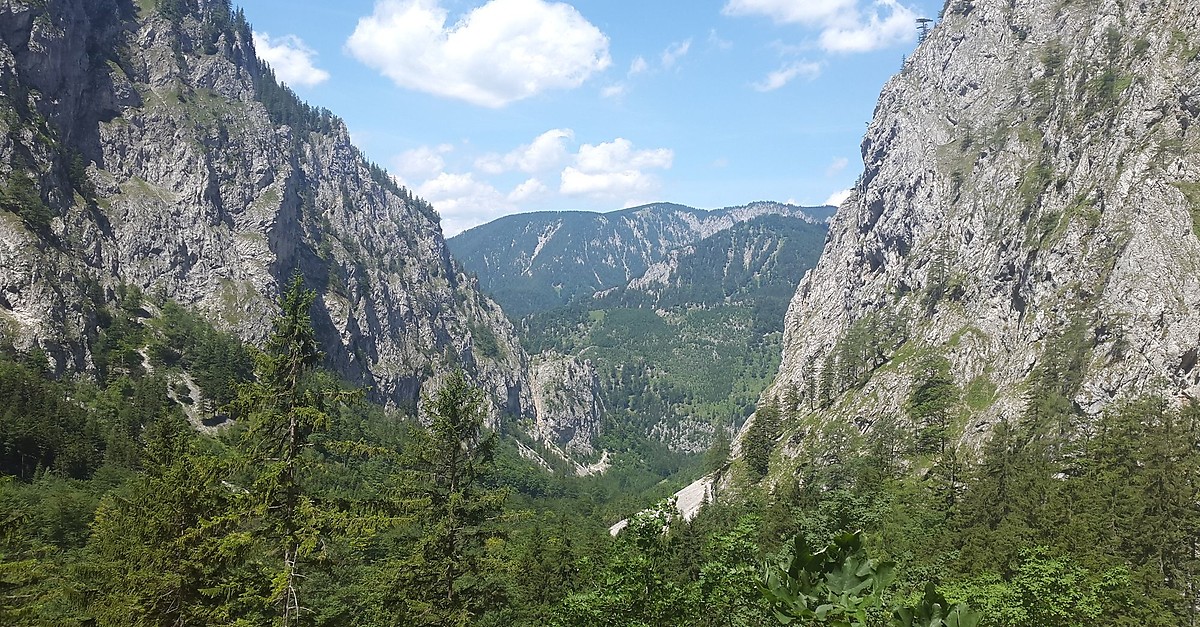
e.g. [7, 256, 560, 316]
[0, 0, 602, 440]
[448, 201, 833, 317]
[769, 0, 1200, 442]
[529, 353, 603, 460]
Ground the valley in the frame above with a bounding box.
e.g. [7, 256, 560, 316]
[1, 0, 1198, 625]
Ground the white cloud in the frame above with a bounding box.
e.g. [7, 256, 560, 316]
[392, 144, 454, 183]
[417, 172, 514, 236]
[661, 40, 692, 69]
[753, 60, 821, 91]
[819, 1, 916, 52]
[723, 0, 917, 53]
[575, 138, 673, 173]
[560, 168, 660, 198]
[629, 56, 649, 76]
[825, 156, 850, 177]
[508, 177, 549, 203]
[346, 0, 611, 108]
[601, 83, 627, 99]
[475, 128, 574, 174]
[560, 138, 673, 201]
[708, 29, 733, 50]
[824, 188, 853, 206]
[253, 32, 330, 87]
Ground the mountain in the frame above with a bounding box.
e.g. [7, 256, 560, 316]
[447, 201, 833, 318]
[0, 0, 601, 455]
[500, 211, 829, 454]
[613, 213, 828, 329]
[760, 0, 1200, 445]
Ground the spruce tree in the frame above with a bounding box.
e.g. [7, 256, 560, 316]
[743, 399, 781, 479]
[87, 415, 261, 626]
[230, 274, 355, 626]
[391, 370, 508, 625]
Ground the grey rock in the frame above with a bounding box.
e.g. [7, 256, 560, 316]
[0, 0, 599, 453]
[769, 0, 1200, 449]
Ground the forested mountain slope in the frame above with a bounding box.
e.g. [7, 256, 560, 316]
[448, 201, 833, 317]
[512, 213, 828, 454]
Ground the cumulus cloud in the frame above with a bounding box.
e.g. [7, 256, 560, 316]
[392, 144, 454, 183]
[575, 139, 673, 172]
[723, 0, 917, 53]
[346, 0, 611, 108]
[825, 156, 850, 177]
[753, 60, 821, 91]
[818, 2, 916, 52]
[508, 177, 550, 203]
[661, 40, 692, 69]
[253, 32, 330, 87]
[417, 172, 514, 236]
[560, 138, 673, 200]
[476, 129, 574, 174]
[824, 188, 853, 206]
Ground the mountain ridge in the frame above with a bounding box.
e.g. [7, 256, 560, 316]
[449, 200, 833, 318]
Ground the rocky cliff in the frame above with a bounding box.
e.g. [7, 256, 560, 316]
[769, 0, 1200, 443]
[0, 0, 596, 439]
[528, 352, 603, 461]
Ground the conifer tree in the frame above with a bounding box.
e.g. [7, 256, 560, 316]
[230, 274, 356, 626]
[391, 370, 508, 625]
[743, 399, 781, 479]
[87, 415, 262, 626]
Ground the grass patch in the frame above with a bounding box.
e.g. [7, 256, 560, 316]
[1018, 160, 1054, 213]
[964, 376, 998, 412]
[1171, 29, 1200, 62]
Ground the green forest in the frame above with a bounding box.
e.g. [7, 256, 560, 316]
[2, 278, 1197, 626]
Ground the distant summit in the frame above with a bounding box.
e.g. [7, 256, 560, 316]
[448, 201, 833, 317]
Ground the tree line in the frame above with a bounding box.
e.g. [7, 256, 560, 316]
[2, 274, 1197, 625]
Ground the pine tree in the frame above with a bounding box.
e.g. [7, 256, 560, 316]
[230, 274, 356, 626]
[391, 370, 508, 625]
[87, 415, 263, 626]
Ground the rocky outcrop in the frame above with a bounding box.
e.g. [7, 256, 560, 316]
[769, 0, 1200, 444]
[529, 352, 603, 459]
[0, 0, 598, 433]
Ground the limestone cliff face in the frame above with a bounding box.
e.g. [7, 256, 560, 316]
[771, 0, 1200, 440]
[529, 353, 603, 459]
[0, 0, 582, 430]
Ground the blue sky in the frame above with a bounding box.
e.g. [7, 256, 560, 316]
[240, 0, 941, 235]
